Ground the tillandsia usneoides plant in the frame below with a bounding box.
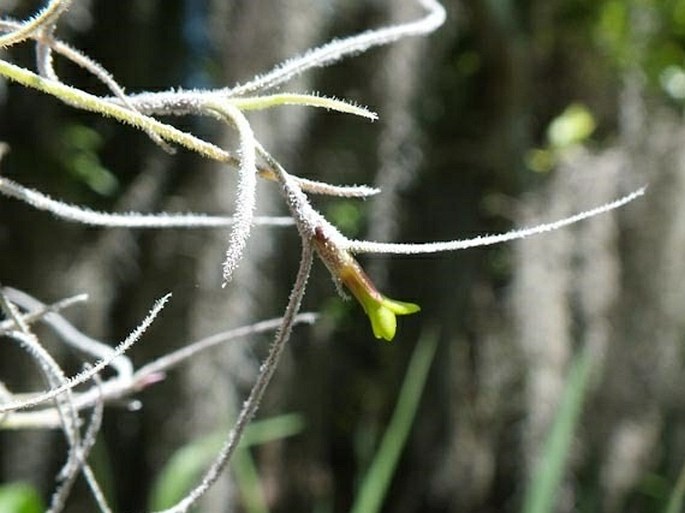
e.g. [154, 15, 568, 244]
[0, 1, 646, 512]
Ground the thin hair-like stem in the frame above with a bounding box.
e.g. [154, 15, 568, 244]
[0, 294, 171, 414]
[0, 0, 72, 48]
[0, 67, 378, 199]
[154, 241, 314, 513]
[35, 30, 58, 81]
[0, 286, 83, 481]
[135, 312, 318, 380]
[81, 463, 113, 513]
[0, 59, 232, 161]
[255, 142, 332, 240]
[1, 312, 316, 430]
[82, 442, 108, 511]
[0, 285, 31, 333]
[0, 21, 112, 94]
[229, 93, 378, 120]
[348, 187, 647, 254]
[287, 176, 380, 198]
[4, 287, 133, 380]
[76, 378, 112, 513]
[48, 371, 106, 513]
[0, 176, 293, 228]
[204, 101, 258, 286]
[7, 330, 82, 481]
[35, 25, 172, 150]
[0, 55, 382, 201]
[225, 0, 446, 96]
[0, 292, 88, 334]
[0, 289, 85, 470]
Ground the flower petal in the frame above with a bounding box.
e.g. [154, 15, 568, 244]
[369, 303, 398, 341]
[383, 298, 420, 315]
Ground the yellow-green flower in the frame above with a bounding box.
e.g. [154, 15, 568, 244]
[313, 227, 420, 341]
[354, 288, 421, 341]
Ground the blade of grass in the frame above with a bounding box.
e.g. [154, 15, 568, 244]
[349, 331, 438, 513]
[231, 413, 307, 513]
[233, 447, 269, 513]
[664, 457, 685, 513]
[521, 343, 594, 513]
[239, 413, 305, 447]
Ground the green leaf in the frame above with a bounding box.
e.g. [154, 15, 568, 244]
[0, 483, 44, 513]
[232, 448, 270, 513]
[148, 413, 304, 511]
[228, 93, 378, 121]
[350, 331, 438, 513]
[521, 344, 594, 513]
[664, 459, 685, 513]
[60, 123, 118, 196]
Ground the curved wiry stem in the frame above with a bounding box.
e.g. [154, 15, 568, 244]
[224, 0, 446, 96]
[283, 176, 380, 198]
[154, 241, 314, 513]
[0, 293, 88, 335]
[0, 288, 83, 499]
[0, 294, 171, 414]
[347, 187, 647, 254]
[3, 287, 133, 380]
[1, 312, 317, 430]
[0, 59, 231, 160]
[204, 101, 258, 286]
[0, 176, 293, 228]
[0, 19, 175, 152]
[47, 371, 106, 513]
[0, 60, 381, 199]
[0, 0, 72, 48]
[35, 27, 59, 81]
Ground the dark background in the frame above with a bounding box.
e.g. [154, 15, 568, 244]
[2, 1, 685, 512]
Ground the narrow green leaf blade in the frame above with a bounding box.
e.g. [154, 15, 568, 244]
[350, 331, 438, 513]
[521, 344, 594, 513]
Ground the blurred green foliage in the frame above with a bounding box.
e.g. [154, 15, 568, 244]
[595, 0, 685, 101]
[521, 344, 594, 513]
[148, 414, 304, 512]
[526, 103, 597, 173]
[350, 332, 438, 513]
[325, 200, 365, 238]
[0, 483, 43, 513]
[148, 334, 437, 513]
[59, 123, 118, 196]
[664, 459, 685, 513]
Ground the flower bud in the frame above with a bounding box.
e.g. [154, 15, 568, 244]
[313, 227, 419, 341]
